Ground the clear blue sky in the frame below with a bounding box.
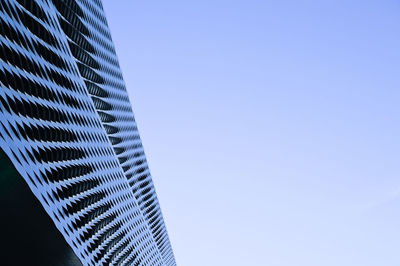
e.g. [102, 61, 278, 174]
[102, 1, 400, 265]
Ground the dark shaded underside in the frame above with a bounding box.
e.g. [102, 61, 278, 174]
[0, 149, 82, 266]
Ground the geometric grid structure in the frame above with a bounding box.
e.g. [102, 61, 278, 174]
[0, 0, 176, 265]
[52, 1, 176, 264]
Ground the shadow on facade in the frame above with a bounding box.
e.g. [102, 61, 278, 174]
[0, 149, 82, 265]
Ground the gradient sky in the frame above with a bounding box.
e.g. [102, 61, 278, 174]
[102, 1, 400, 265]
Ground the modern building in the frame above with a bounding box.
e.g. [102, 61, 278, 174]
[0, 0, 176, 265]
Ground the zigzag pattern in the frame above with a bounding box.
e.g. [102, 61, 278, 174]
[0, 0, 175, 265]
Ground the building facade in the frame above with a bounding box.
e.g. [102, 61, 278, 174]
[0, 0, 176, 265]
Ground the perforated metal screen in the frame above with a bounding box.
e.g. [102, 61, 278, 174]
[0, 0, 176, 265]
